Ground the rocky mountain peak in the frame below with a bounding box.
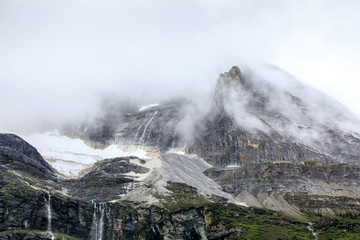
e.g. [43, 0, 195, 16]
[228, 65, 242, 80]
[213, 66, 246, 107]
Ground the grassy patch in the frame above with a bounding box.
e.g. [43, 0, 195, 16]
[0, 229, 83, 240]
[206, 203, 313, 240]
[162, 181, 212, 211]
[302, 211, 360, 240]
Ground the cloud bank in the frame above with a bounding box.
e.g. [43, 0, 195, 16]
[1, 0, 360, 133]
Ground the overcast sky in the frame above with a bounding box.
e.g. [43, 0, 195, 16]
[1, 0, 360, 132]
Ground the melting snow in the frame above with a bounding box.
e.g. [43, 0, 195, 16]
[22, 130, 150, 177]
[226, 164, 241, 168]
[138, 103, 159, 111]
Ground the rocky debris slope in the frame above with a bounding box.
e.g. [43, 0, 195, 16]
[120, 153, 245, 205]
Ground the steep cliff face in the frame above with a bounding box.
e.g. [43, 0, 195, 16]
[204, 162, 360, 196]
[0, 171, 93, 239]
[190, 66, 360, 166]
[188, 112, 333, 167]
[0, 173, 318, 240]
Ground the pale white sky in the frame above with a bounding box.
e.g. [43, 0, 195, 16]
[1, 0, 360, 132]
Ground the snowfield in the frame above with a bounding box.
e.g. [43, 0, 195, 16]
[138, 103, 159, 111]
[22, 130, 150, 177]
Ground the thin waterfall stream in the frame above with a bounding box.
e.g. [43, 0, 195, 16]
[92, 202, 105, 240]
[44, 191, 55, 240]
[307, 222, 318, 240]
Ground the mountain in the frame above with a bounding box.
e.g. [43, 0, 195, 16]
[1, 66, 360, 239]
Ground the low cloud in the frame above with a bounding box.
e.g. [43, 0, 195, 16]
[1, 0, 360, 133]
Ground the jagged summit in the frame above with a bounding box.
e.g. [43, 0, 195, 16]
[214, 66, 246, 106]
[223, 66, 243, 83]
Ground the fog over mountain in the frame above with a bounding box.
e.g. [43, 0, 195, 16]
[1, 0, 360, 133]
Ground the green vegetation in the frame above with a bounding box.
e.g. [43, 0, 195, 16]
[160, 186, 360, 240]
[162, 181, 212, 211]
[318, 227, 360, 240]
[0, 229, 83, 240]
[55, 232, 84, 240]
[205, 203, 313, 239]
[163, 200, 206, 211]
[303, 161, 320, 166]
[304, 213, 360, 240]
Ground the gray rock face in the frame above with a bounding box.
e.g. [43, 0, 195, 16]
[0, 172, 93, 239]
[64, 157, 149, 201]
[66, 101, 185, 150]
[114, 101, 184, 150]
[190, 66, 360, 166]
[204, 163, 360, 196]
[0, 134, 55, 176]
[284, 193, 360, 215]
[188, 112, 333, 167]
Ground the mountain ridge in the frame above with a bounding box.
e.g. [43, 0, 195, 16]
[2, 65, 360, 239]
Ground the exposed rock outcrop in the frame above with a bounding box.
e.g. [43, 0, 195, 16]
[0, 134, 55, 176]
[204, 162, 360, 196]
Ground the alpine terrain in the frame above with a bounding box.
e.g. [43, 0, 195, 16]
[1, 66, 360, 239]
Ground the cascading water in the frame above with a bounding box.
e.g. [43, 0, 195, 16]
[140, 111, 157, 142]
[91, 202, 105, 240]
[92, 201, 98, 240]
[44, 191, 55, 240]
[98, 204, 105, 240]
[307, 222, 318, 240]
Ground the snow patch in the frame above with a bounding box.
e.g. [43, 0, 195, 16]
[47, 159, 91, 177]
[226, 164, 241, 168]
[22, 130, 151, 177]
[138, 103, 159, 111]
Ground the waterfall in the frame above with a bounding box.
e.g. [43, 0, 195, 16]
[98, 204, 105, 240]
[140, 111, 158, 142]
[44, 191, 55, 240]
[307, 222, 318, 240]
[92, 202, 105, 240]
[92, 201, 98, 240]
